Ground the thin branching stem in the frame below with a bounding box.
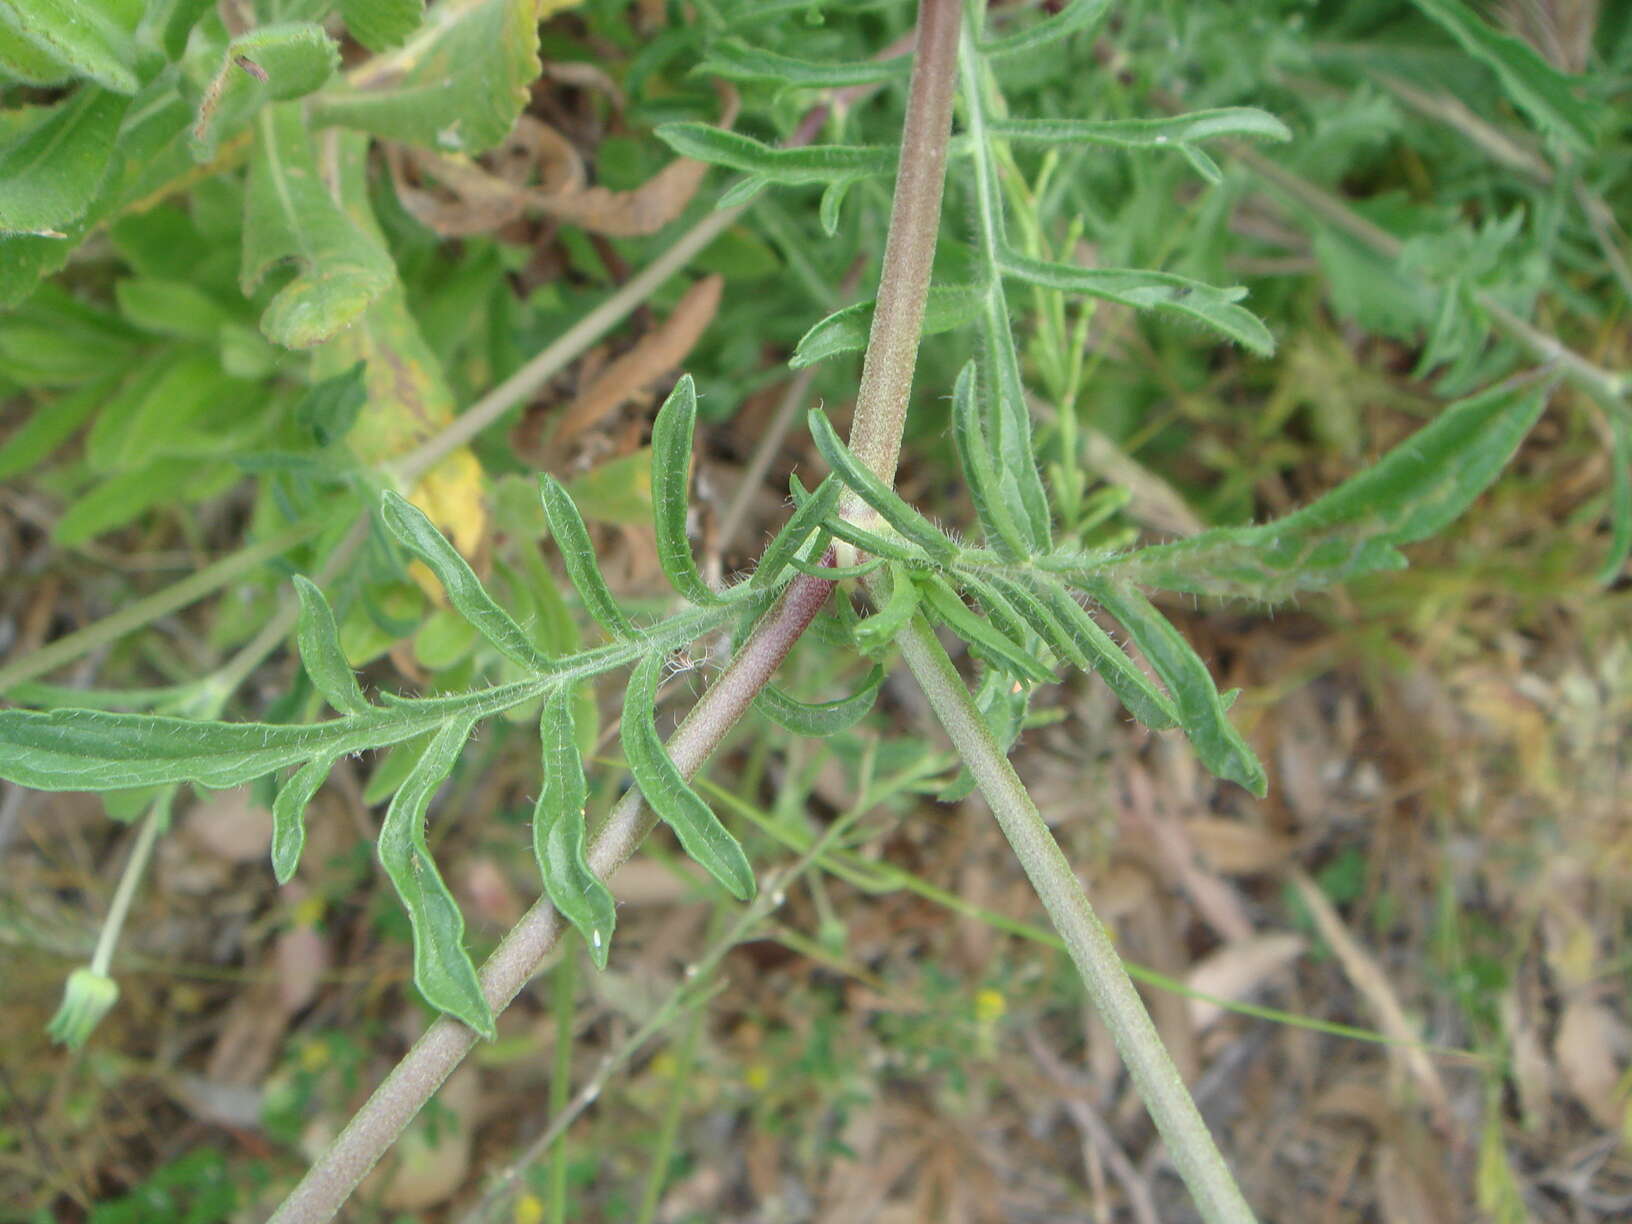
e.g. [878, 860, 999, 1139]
[270, 5, 969, 1218]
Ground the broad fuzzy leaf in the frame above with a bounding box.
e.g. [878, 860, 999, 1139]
[0, 18, 73, 83]
[999, 251, 1275, 356]
[698, 38, 909, 88]
[0, 88, 129, 234]
[376, 714, 495, 1036]
[755, 666, 884, 737]
[310, 0, 538, 153]
[190, 23, 340, 161]
[790, 284, 985, 369]
[1410, 0, 1600, 153]
[340, 0, 423, 51]
[293, 575, 374, 715]
[1119, 379, 1550, 598]
[807, 409, 960, 563]
[650, 375, 724, 605]
[380, 490, 554, 673]
[240, 104, 393, 348]
[538, 474, 636, 639]
[622, 653, 755, 901]
[0, 0, 139, 93]
[655, 123, 896, 187]
[534, 688, 615, 967]
[1085, 582, 1266, 795]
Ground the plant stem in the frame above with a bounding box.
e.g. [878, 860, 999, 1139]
[892, 612, 1257, 1224]
[269, 572, 838, 1224]
[272, 5, 966, 1217]
[842, 0, 961, 492]
[87, 791, 172, 978]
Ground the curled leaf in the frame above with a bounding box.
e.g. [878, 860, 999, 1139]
[755, 666, 884, 737]
[534, 688, 615, 967]
[623, 653, 755, 901]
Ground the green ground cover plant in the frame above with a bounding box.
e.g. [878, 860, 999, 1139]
[1, 0, 1626, 1220]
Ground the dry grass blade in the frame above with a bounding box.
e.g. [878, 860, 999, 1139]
[1288, 869, 1450, 1119]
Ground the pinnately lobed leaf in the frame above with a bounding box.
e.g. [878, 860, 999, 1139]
[807, 409, 961, 563]
[755, 666, 885, 737]
[650, 375, 726, 606]
[790, 284, 986, 369]
[977, 0, 1110, 58]
[697, 38, 909, 88]
[916, 574, 1055, 686]
[1117, 377, 1550, 599]
[534, 687, 616, 967]
[538, 474, 637, 639]
[271, 754, 338, 884]
[1409, 0, 1600, 154]
[751, 474, 841, 591]
[654, 123, 897, 187]
[852, 562, 922, 657]
[948, 360, 1029, 560]
[376, 713, 495, 1036]
[0, 680, 550, 791]
[1083, 580, 1267, 795]
[998, 251, 1276, 356]
[379, 489, 555, 672]
[622, 653, 756, 901]
[293, 575, 374, 716]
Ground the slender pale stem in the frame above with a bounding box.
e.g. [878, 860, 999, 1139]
[273, 6, 967, 1219]
[842, 0, 962, 491]
[893, 613, 1256, 1224]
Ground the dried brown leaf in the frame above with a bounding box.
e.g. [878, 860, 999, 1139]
[1554, 997, 1629, 1129]
[1184, 815, 1293, 875]
[553, 274, 723, 447]
[1185, 933, 1305, 1031]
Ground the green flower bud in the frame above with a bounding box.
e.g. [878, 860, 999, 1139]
[47, 968, 119, 1050]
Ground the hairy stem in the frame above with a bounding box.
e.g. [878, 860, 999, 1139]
[892, 613, 1257, 1224]
[272, 5, 965, 1217]
[842, 0, 961, 492]
[270, 571, 837, 1224]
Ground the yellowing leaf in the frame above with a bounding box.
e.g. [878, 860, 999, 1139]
[314, 133, 489, 584]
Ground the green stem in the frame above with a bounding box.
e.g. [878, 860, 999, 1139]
[88, 791, 172, 978]
[892, 613, 1256, 1224]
